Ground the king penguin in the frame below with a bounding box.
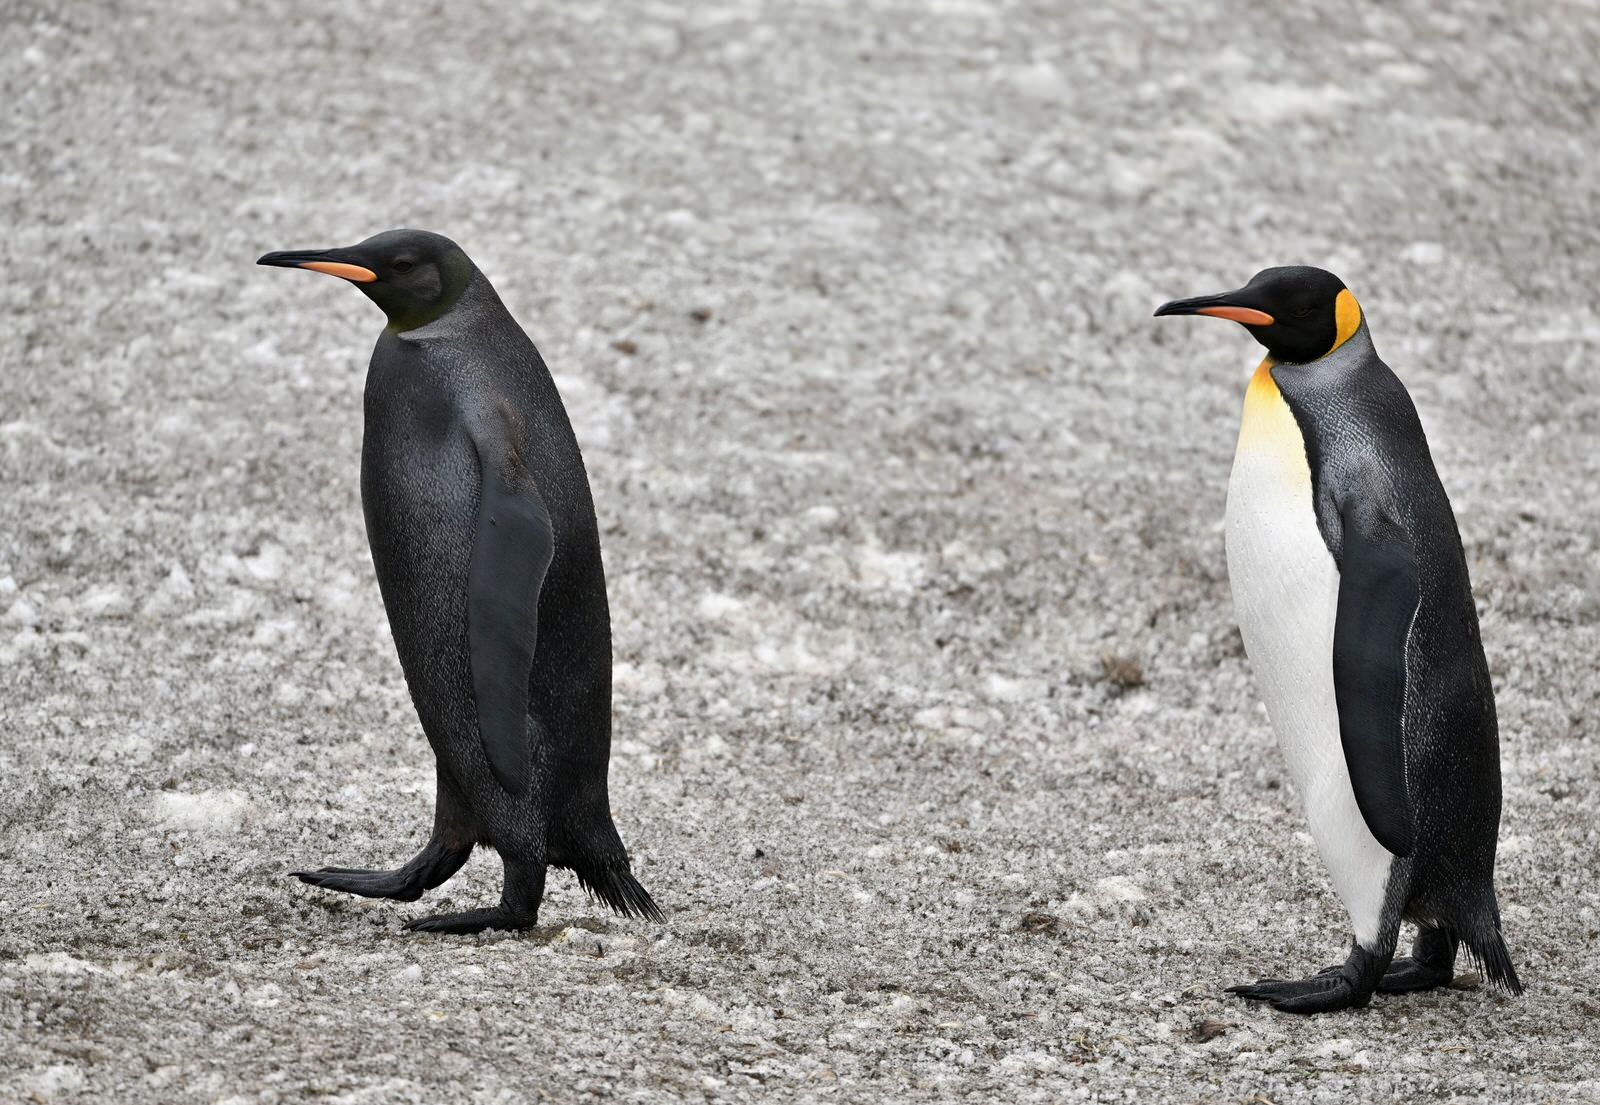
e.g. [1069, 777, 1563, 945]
[1155, 267, 1521, 1013]
[258, 229, 660, 933]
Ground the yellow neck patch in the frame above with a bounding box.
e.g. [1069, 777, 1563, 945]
[1243, 357, 1278, 407]
[1236, 358, 1311, 491]
[1328, 289, 1361, 355]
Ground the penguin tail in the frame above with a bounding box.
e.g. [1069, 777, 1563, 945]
[573, 860, 664, 922]
[1462, 924, 1524, 996]
[549, 774, 662, 921]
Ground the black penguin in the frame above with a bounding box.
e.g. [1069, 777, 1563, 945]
[1155, 267, 1521, 1012]
[258, 229, 660, 933]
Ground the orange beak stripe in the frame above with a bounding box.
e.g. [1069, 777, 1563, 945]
[300, 261, 378, 283]
[1195, 305, 1274, 326]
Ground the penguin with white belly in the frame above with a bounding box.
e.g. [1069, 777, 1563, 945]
[1155, 267, 1522, 1013]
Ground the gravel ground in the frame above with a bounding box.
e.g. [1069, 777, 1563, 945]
[5, 0, 1600, 1101]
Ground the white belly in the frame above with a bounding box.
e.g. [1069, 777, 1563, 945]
[1225, 363, 1393, 947]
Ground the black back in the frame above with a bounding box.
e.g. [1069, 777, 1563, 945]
[361, 271, 613, 784]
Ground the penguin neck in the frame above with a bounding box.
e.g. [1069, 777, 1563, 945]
[1246, 321, 1378, 430]
[1271, 319, 1377, 377]
[1322, 318, 1376, 368]
[1312, 315, 1376, 375]
[384, 267, 497, 339]
[379, 256, 479, 336]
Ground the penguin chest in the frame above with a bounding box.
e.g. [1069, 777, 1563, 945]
[1224, 362, 1393, 943]
[1224, 363, 1340, 765]
[360, 394, 480, 661]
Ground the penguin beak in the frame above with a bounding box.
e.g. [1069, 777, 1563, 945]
[256, 249, 378, 284]
[1153, 291, 1274, 327]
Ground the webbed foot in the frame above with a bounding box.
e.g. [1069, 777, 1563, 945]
[1228, 973, 1366, 1014]
[1377, 928, 1458, 994]
[403, 906, 534, 935]
[291, 839, 472, 903]
[292, 866, 425, 901]
[1229, 941, 1390, 1015]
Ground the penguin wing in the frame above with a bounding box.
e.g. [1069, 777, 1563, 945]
[467, 429, 554, 795]
[1332, 495, 1419, 857]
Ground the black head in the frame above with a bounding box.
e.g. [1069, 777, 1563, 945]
[258, 228, 474, 332]
[1154, 266, 1362, 364]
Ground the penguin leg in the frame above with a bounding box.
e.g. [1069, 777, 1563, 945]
[1377, 926, 1458, 993]
[405, 855, 547, 934]
[292, 773, 475, 901]
[1228, 937, 1395, 1014]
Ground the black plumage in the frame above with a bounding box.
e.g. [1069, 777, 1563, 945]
[259, 229, 659, 933]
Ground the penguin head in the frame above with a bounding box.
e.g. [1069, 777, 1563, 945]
[258, 228, 474, 332]
[1154, 266, 1362, 364]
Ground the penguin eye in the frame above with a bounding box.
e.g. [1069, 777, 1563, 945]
[392, 260, 415, 274]
[1293, 304, 1314, 318]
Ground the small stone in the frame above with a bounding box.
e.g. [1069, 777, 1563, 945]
[1100, 654, 1145, 690]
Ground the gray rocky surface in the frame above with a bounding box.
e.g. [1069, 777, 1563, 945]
[4, 0, 1599, 1101]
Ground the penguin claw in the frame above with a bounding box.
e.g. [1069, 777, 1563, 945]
[404, 907, 533, 935]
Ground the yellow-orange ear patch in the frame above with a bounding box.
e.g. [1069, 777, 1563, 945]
[1329, 289, 1361, 354]
[301, 261, 378, 283]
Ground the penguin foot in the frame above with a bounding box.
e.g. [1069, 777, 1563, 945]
[1376, 956, 1455, 993]
[291, 867, 425, 902]
[1228, 943, 1389, 1014]
[1377, 927, 1458, 994]
[404, 906, 534, 935]
[1227, 973, 1366, 1014]
[291, 841, 472, 904]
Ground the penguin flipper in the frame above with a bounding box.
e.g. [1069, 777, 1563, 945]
[1332, 495, 1419, 857]
[467, 429, 554, 796]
